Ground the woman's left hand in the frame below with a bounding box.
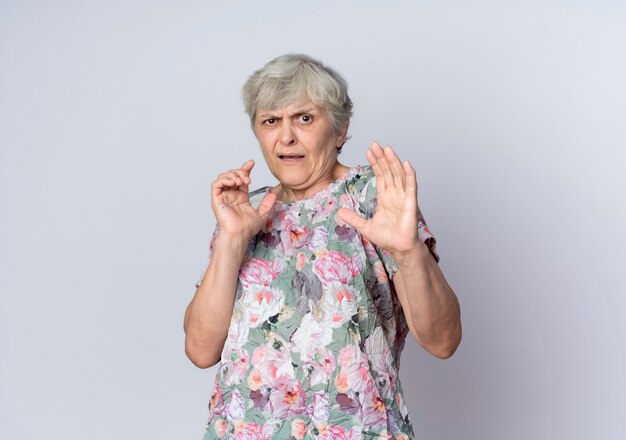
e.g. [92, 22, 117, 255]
[340, 142, 462, 359]
[338, 142, 421, 257]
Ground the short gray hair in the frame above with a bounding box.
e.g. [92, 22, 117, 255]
[242, 54, 353, 147]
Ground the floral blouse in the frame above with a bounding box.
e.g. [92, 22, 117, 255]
[198, 165, 438, 440]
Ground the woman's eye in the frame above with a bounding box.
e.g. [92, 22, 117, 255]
[264, 118, 276, 125]
[300, 114, 312, 123]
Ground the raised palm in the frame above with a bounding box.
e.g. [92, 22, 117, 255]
[338, 143, 420, 255]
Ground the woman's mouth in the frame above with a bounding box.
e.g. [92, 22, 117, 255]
[278, 154, 305, 162]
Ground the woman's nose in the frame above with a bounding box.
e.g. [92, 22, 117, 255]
[279, 121, 296, 146]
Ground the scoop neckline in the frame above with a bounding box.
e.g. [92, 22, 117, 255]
[264, 165, 365, 206]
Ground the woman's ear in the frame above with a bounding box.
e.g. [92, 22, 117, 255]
[337, 120, 350, 147]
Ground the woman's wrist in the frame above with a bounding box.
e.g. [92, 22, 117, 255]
[214, 231, 251, 257]
[391, 238, 431, 267]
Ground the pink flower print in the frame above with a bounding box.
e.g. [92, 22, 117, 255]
[302, 193, 336, 222]
[289, 225, 310, 248]
[321, 198, 338, 216]
[232, 421, 259, 440]
[291, 418, 307, 439]
[313, 251, 362, 285]
[339, 193, 353, 208]
[269, 377, 306, 418]
[207, 382, 225, 419]
[336, 347, 370, 394]
[239, 257, 285, 288]
[247, 367, 264, 391]
[296, 251, 306, 271]
[251, 344, 268, 365]
[221, 347, 250, 386]
[232, 421, 275, 440]
[240, 285, 284, 328]
[338, 345, 356, 368]
[250, 343, 295, 388]
[226, 389, 245, 423]
[308, 226, 328, 250]
[226, 316, 249, 346]
[319, 282, 358, 327]
[309, 346, 336, 387]
[279, 223, 327, 256]
[361, 392, 387, 429]
[306, 198, 337, 224]
[311, 390, 329, 425]
[291, 313, 333, 362]
[334, 370, 350, 393]
[259, 423, 276, 440]
[317, 424, 354, 440]
[305, 347, 335, 386]
[213, 418, 228, 437]
[337, 367, 365, 394]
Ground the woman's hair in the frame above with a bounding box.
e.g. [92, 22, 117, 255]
[242, 54, 353, 149]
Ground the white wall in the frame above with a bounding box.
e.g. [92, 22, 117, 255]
[1, 1, 625, 439]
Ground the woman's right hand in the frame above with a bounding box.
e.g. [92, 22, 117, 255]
[211, 159, 277, 239]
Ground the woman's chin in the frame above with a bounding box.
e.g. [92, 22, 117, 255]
[274, 171, 311, 190]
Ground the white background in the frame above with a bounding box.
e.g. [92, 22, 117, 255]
[1, 1, 625, 439]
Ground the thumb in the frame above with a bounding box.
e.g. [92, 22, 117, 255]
[257, 192, 277, 219]
[337, 208, 370, 237]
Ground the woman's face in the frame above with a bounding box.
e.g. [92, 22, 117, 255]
[254, 101, 347, 201]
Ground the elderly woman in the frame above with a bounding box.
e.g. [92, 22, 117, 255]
[184, 54, 461, 440]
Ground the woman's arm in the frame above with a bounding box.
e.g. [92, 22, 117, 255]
[184, 160, 276, 368]
[338, 142, 461, 359]
[184, 232, 249, 368]
[391, 243, 461, 359]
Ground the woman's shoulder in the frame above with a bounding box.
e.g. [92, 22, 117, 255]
[345, 164, 378, 202]
[344, 164, 375, 194]
[349, 164, 374, 182]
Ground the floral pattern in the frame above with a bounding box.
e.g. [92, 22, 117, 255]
[200, 165, 438, 440]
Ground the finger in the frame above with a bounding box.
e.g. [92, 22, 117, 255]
[211, 177, 228, 198]
[240, 159, 254, 180]
[384, 146, 406, 189]
[403, 160, 418, 198]
[257, 192, 277, 219]
[372, 143, 395, 188]
[211, 176, 243, 203]
[336, 208, 370, 238]
[238, 159, 255, 184]
[215, 175, 242, 189]
[366, 142, 385, 187]
[241, 159, 255, 171]
[218, 170, 248, 187]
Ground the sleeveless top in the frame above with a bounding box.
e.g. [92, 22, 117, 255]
[199, 165, 438, 440]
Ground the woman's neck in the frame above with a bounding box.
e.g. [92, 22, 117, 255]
[272, 162, 349, 202]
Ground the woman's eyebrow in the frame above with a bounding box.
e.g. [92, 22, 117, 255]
[257, 107, 319, 119]
[289, 107, 318, 116]
[256, 113, 281, 122]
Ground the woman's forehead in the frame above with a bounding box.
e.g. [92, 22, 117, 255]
[257, 100, 324, 116]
